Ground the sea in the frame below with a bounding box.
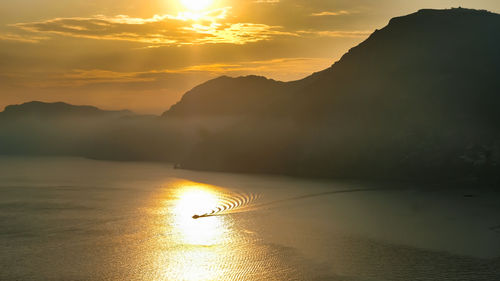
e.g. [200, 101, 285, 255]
[0, 157, 499, 280]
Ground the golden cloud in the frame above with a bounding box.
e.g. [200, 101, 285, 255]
[0, 32, 49, 43]
[311, 10, 353, 16]
[297, 30, 371, 38]
[15, 57, 332, 88]
[10, 8, 294, 46]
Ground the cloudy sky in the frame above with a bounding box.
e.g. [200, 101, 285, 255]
[1, 0, 499, 114]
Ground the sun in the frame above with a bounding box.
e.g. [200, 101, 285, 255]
[180, 0, 214, 11]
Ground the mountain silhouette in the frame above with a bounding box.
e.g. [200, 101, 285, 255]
[0, 101, 186, 161]
[163, 75, 290, 118]
[0, 101, 132, 119]
[2, 8, 499, 183]
[170, 8, 500, 182]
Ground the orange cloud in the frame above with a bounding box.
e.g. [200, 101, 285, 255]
[0, 32, 48, 43]
[10, 8, 294, 46]
[311, 10, 354, 16]
[11, 57, 332, 89]
[297, 30, 371, 38]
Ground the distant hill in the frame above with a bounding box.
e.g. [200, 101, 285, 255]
[0, 101, 133, 119]
[162, 75, 289, 118]
[0, 101, 188, 162]
[170, 8, 500, 183]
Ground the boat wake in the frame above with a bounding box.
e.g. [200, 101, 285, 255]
[193, 192, 261, 219]
[193, 187, 394, 219]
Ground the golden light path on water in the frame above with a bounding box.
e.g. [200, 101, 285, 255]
[173, 186, 228, 246]
[153, 180, 240, 281]
[147, 179, 304, 281]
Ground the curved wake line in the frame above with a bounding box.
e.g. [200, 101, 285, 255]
[193, 192, 261, 219]
[256, 187, 394, 208]
[193, 187, 396, 219]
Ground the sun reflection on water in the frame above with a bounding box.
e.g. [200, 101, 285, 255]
[173, 186, 229, 246]
[154, 181, 236, 281]
[148, 180, 291, 281]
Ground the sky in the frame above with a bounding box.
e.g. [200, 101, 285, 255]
[1, 0, 500, 114]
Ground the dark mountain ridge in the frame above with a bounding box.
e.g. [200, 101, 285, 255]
[2, 8, 499, 184]
[172, 8, 500, 182]
[0, 101, 133, 119]
[0, 101, 188, 161]
[162, 75, 289, 118]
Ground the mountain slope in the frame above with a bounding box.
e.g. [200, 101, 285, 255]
[171, 8, 500, 182]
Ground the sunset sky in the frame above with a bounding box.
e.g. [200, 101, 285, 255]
[1, 0, 499, 114]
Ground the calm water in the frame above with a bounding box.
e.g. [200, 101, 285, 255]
[0, 157, 499, 281]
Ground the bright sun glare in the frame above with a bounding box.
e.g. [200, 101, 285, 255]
[181, 0, 214, 11]
[175, 188, 218, 216]
[173, 185, 228, 246]
[158, 182, 236, 281]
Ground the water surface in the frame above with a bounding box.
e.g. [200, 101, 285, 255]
[0, 157, 499, 280]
